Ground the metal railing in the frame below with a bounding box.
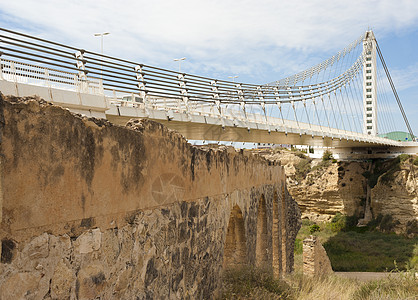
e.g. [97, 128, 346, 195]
[0, 27, 365, 106]
[0, 27, 405, 146]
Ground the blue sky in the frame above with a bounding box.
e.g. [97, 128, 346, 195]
[0, 0, 417, 134]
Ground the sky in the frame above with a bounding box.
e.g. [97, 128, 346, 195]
[0, 0, 417, 134]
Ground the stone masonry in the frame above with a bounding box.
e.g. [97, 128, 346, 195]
[0, 95, 301, 299]
[303, 235, 333, 277]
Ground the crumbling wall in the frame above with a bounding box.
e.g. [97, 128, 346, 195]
[0, 95, 301, 298]
[303, 235, 333, 277]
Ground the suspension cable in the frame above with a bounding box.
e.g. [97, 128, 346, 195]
[376, 41, 415, 141]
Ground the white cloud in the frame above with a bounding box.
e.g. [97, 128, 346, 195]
[1, 0, 418, 84]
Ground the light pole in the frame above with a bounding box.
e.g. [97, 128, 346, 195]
[228, 75, 238, 82]
[174, 57, 186, 73]
[94, 32, 110, 78]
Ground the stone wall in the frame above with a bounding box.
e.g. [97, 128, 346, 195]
[302, 235, 333, 277]
[0, 95, 301, 299]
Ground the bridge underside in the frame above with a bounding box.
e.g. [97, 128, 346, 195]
[107, 115, 389, 148]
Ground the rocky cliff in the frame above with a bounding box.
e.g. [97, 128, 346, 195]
[370, 156, 418, 234]
[264, 150, 368, 222]
[263, 150, 417, 234]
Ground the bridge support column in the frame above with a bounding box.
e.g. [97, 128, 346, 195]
[363, 30, 378, 136]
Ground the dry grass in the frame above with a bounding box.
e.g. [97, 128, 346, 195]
[220, 267, 417, 299]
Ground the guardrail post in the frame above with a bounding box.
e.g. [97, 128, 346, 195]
[258, 86, 270, 133]
[236, 83, 250, 131]
[178, 74, 190, 116]
[134, 65, 147, 104]
[0, 53, 3, 80]
[211, 80, 224, 127]
[74, 50, 88, 93]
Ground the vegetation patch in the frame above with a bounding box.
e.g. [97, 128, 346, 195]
[289, 271, 417, 300]
[220, 267, 292, 299]
[295, 215, 418, 272]
[367, 214, 400, 233]
[294, 158, 312, 183]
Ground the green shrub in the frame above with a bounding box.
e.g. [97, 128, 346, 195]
[301, 218, 315, 226]
[294, 159, 311, 182]
[294, 238, 303, 255]
[327, 213, 358, 232]
[379, 214, 400, 232]
[311, 160, 331, 172]
[367, 214, 383, 230]
[293, 151, 307, 159]
[322, 150, 334, 161]
[399, 154, 410, 163]
[368, 214, 400, 233]
[413, 157, 418, 166]
[309, 224, 321, 234]
[405, 219, 418, 236]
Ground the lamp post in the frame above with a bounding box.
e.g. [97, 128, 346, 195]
[228, 75, 238, 82]
[94, 32, 110, 78]
[174, 57, 186, 73]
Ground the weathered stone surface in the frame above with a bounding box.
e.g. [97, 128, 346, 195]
[51, 259, 75, 300]
[371, 158, 418, 234]
[76, 263, 106, 300]
[303, 235, 333, 276]
[264, 151, 369, 221]
[0, 95, 301, 298]
[74, 228, 102, 254]
[0, 272, 42, 300]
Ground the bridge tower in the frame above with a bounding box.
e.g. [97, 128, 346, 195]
[362, 30, 378, 136]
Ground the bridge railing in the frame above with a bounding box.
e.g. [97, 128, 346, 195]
[0, 27, 405, 146]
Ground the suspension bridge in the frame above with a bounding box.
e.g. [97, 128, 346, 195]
[0, 28, 416, 152]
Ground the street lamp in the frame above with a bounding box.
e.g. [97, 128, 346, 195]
[94, 32, 110, 77]
[228, 75, 238, 82]
[174, 57, 186, 73]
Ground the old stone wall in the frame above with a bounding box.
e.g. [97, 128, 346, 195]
[0, 95, 301, 299]
[302, 235, 333, 277]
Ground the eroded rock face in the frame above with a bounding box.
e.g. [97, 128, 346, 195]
[264, 151, 368, 222]
[264, 150, 418, 235]
[371, 159, 418, 234]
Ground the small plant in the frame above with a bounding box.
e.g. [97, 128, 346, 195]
[405, 219, 418, 236]
[294, 159, 311, 182]
[294, 238, 303, 255]
[326, 213, 358, 232]
[322, 150, 334, 161]
[309, 224, 321, 234]
[293, 151, 307, 159]
[379, 214, 400, 232]
[399, 154, 410, 163]
[367, 214, 400, 233]
[413, 156, 418, 166]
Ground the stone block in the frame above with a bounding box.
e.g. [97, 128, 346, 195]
[74, 228, 102, 254]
